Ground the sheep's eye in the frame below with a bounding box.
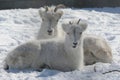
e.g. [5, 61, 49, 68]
[79, 32, 82, 35]
[56, 19, 59, 22]
[42, 18, 44, 21]
[67, 33, 69, 35]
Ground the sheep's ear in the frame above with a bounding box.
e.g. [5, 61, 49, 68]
[39, 9, 44, 18]
[56, 11, 63, 18]
[62, 24, 70, 32]
[80, 23, 88, 31]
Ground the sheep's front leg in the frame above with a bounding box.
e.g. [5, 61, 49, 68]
[3, 63, 9, 70]
[35, 68, 43, 72]
[31, 61, 45, 72]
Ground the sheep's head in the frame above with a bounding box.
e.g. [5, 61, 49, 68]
[39, 4, 65, 36]
[62, 19, 88, 48]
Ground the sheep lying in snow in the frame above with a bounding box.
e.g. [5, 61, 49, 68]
[83, 34, 112, 65]
[40, 18, 113, 65]
[36, 5, 65, 39]
[4, 19, 87, 72]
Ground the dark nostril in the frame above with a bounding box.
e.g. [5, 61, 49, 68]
[47, 30, 52, 33]
[73, 42, 77, 45]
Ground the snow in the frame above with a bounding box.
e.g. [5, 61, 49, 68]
[0, 7, 120, 80]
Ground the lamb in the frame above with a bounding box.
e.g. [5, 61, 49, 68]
[36, 5, 65, 39]
[39, 18, 113, 65]
[4, 19, 87, 72]
[72, 19, 113, 65]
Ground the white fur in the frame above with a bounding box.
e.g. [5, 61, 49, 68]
[4, 41, 41, 70]
[36, 6, 63, 39]
[44, 18, 113, 65]
[83, 34, 113, 65]
[4, 21, 87, 72]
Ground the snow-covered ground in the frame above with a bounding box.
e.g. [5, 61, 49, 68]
[0, 7, 120, 80]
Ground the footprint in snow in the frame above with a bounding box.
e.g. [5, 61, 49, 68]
[106, 35, 115, 41]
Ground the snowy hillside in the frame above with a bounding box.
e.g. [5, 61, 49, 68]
[0, 7, 120, 80]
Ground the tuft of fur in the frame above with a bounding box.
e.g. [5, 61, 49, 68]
[4, 20, 87, 72]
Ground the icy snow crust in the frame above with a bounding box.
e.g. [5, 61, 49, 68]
[0, 7, 120, 80]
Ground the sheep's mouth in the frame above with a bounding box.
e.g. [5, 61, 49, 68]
[47, 30, 53, 35]
[72, 45, 77, 48]
[48, 32, 52, 35]
[72, 42, 78, 48]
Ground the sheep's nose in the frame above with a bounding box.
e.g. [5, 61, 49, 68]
[47, 30, 52, 33]
[73, 42, 77, 45]
[47, 30, 52, 35]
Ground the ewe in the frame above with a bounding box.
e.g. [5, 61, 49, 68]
[36, 5, 64, 39]
[4, 19, 87, 72]
[42, 17, 113, 65]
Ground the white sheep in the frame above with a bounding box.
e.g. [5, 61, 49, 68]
[40, 18, 113, 65]
[4, 19, 87, 72]
[36, 5, 64, 39]
[83, 34, 113, 65]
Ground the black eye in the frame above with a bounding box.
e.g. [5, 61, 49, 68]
[42, 18, 44, 21]
[56, 19, 59, 22]
[67, 33, 69, 35]
[79, 32, 82, 35]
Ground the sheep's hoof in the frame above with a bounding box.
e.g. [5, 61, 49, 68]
[4, 65, 9, 70]
[36, 69, 43, 72]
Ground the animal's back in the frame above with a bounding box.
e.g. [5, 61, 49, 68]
[4, 40, 41, 69]
[83, 34, 111, 51]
